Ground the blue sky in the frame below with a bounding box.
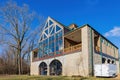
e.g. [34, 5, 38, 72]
[0, 0, 120, 50]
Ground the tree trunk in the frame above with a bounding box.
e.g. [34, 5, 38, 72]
[18, 50, 21, 75]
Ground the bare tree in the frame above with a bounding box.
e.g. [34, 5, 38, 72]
[0, 1, 44, 75]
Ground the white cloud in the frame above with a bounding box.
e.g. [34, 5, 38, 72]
[104, 27, 120, 37]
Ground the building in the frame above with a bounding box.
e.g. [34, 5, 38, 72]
[30, 17, 119, 76]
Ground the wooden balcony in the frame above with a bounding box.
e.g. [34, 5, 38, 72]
[64, 44, 82, 53]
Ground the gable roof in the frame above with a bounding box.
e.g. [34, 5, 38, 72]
[48, 16, 71, 31]
[38, 17, 118, 49]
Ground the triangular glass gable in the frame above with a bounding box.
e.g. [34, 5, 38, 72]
[49, 20, 53, 26]
[45, 22, 48, 29]
[56, 25, 61, 32]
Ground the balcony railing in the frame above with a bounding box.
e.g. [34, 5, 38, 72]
[64, 44, 82, 53]
[32, 44, 82, 61]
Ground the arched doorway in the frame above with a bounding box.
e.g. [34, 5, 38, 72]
[49, 59, 62, 75]
[39, 62, 47, 75]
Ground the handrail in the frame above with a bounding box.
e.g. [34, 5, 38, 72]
[64, 44, 82, 53]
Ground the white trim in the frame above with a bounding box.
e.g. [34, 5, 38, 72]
[39, 17, 64, 43]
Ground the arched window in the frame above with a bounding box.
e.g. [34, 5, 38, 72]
[39, 62, 47, 75]
[49, 59, 62, 75]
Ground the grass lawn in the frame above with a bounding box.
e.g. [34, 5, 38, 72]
[0, 75, 119, 80]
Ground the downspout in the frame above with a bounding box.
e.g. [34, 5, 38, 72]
[100, 36, 103, 76]
[89, 28, 94, 76]
[100, 36, 102, 63]
[114, 48, 116, 64]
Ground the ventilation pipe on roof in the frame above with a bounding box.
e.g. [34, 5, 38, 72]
[68, 24, 78, 30]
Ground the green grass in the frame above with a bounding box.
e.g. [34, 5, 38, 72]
[0, 75, 118, 80]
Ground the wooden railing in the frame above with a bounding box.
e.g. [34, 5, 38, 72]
[64, 44, 82, 53]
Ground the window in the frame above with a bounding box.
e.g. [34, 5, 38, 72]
[56, 25, 61, 32]
[40, 35, 43, 41]
[38, 18, 63, 57]
[49, 26, 53, 34]
[102, 58, 106, 64]
[49, 20, 53, 25]
[45, 22, 48, 29]
[43, 34, 47, 39]
[51, 27, 55, 35]
[112, 60, 114, 64]
[45, 29, 48, 35]
[107, 59, 111, 63]
[33, 52, 38, 58]
[55, 31, 63, 52]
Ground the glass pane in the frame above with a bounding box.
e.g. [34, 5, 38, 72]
[45, 29, 48, 35]
[49, 26, 53, 34]
[56, 33, 59, 39]
[51, 35, 54, 41]
[44, 46, 48, 54]
[39, 51, 42, 58]
[49, 48, 52, 53]
[39, 42, 43, 46]
[56, 25, 61, 32]
[52, 47, 54, 52]
[39, 42, 44, 57]
[49, 35, 54, 43]
[49, 20, 53, 26]
[59, 31, 62, 37]
[56, 31, 62, 39]
[56, 46, 59, 51]
[43, 40, 46, 46]
[44, 34, 47, 39]
[51, 42, 54, 48]
[45, 22, 48, 29]
[49, 42, 52, 52]
[59, 39, 63, 50]
[51, 27, 55, 35]
[45, 38, 48, 45]
[49, 37, 51, 43]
